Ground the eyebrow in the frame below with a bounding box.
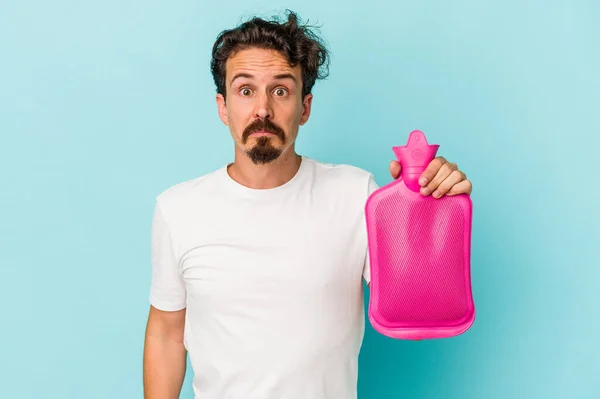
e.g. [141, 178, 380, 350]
[230, 72, 298, 87]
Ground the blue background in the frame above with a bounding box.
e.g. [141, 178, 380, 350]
[1, 1, 598, 398]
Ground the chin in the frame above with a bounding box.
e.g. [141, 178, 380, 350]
[246, 138, 284, 164]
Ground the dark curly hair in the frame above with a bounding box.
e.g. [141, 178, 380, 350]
[210, 10, 330, 101]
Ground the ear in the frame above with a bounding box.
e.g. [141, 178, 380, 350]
[216, 93, 229, 126]
[299, 93, 313, 126]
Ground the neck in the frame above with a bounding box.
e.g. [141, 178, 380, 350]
[227, 146, 302, 190]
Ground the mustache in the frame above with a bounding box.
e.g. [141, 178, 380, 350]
[242, 118, 285, 143]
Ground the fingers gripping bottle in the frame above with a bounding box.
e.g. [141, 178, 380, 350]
[365, 130, 475, 340]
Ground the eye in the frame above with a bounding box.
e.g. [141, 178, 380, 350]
[273, 87, 288, 97]
[240, 87, 252, 96]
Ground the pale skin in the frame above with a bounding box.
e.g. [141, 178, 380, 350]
[142, 47, 473, 397]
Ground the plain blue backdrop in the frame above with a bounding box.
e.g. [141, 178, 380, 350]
[1, 1, 598, 398]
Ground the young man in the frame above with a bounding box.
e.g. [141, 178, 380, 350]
[143, 11, 472, 399]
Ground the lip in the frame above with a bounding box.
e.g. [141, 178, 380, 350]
[249, 131, 276, 137]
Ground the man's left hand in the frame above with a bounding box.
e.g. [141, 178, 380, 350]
[389, 156, 472, 198]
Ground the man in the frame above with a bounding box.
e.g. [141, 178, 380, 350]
[143, 10, 472, 399]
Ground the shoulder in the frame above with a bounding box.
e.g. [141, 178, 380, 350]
[304, 157, 378, 201]
[308, 157, 374, 182]
[307, 157, 376, 189]
[154, 166, 225, 213]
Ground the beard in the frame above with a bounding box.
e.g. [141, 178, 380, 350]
[246, 136, 283, 164]
[241, 118, 286, 165]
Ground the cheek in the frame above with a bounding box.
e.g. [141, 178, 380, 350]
[227, 105, 250, 135]
[286, 105, 304, 131]
[292, 101, 304, 123]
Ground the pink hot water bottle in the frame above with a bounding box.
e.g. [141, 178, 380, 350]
[365, 130, 475, 340]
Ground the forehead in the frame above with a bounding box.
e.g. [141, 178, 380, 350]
[226, 48, 301, 82]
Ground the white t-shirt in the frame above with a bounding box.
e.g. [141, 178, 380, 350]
[149, 156, 379, 398]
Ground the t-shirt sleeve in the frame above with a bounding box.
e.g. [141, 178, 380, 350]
[362, 173, 380, 285]
[149, 200, 187, 311]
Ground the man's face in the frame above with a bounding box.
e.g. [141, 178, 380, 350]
[216, 48, 313, 164]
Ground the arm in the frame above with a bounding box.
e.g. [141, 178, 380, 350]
[143, 305, 187, 399]
[145, 199, 188, 396]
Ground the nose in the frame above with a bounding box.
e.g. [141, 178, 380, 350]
[254, 92, 273, 119]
